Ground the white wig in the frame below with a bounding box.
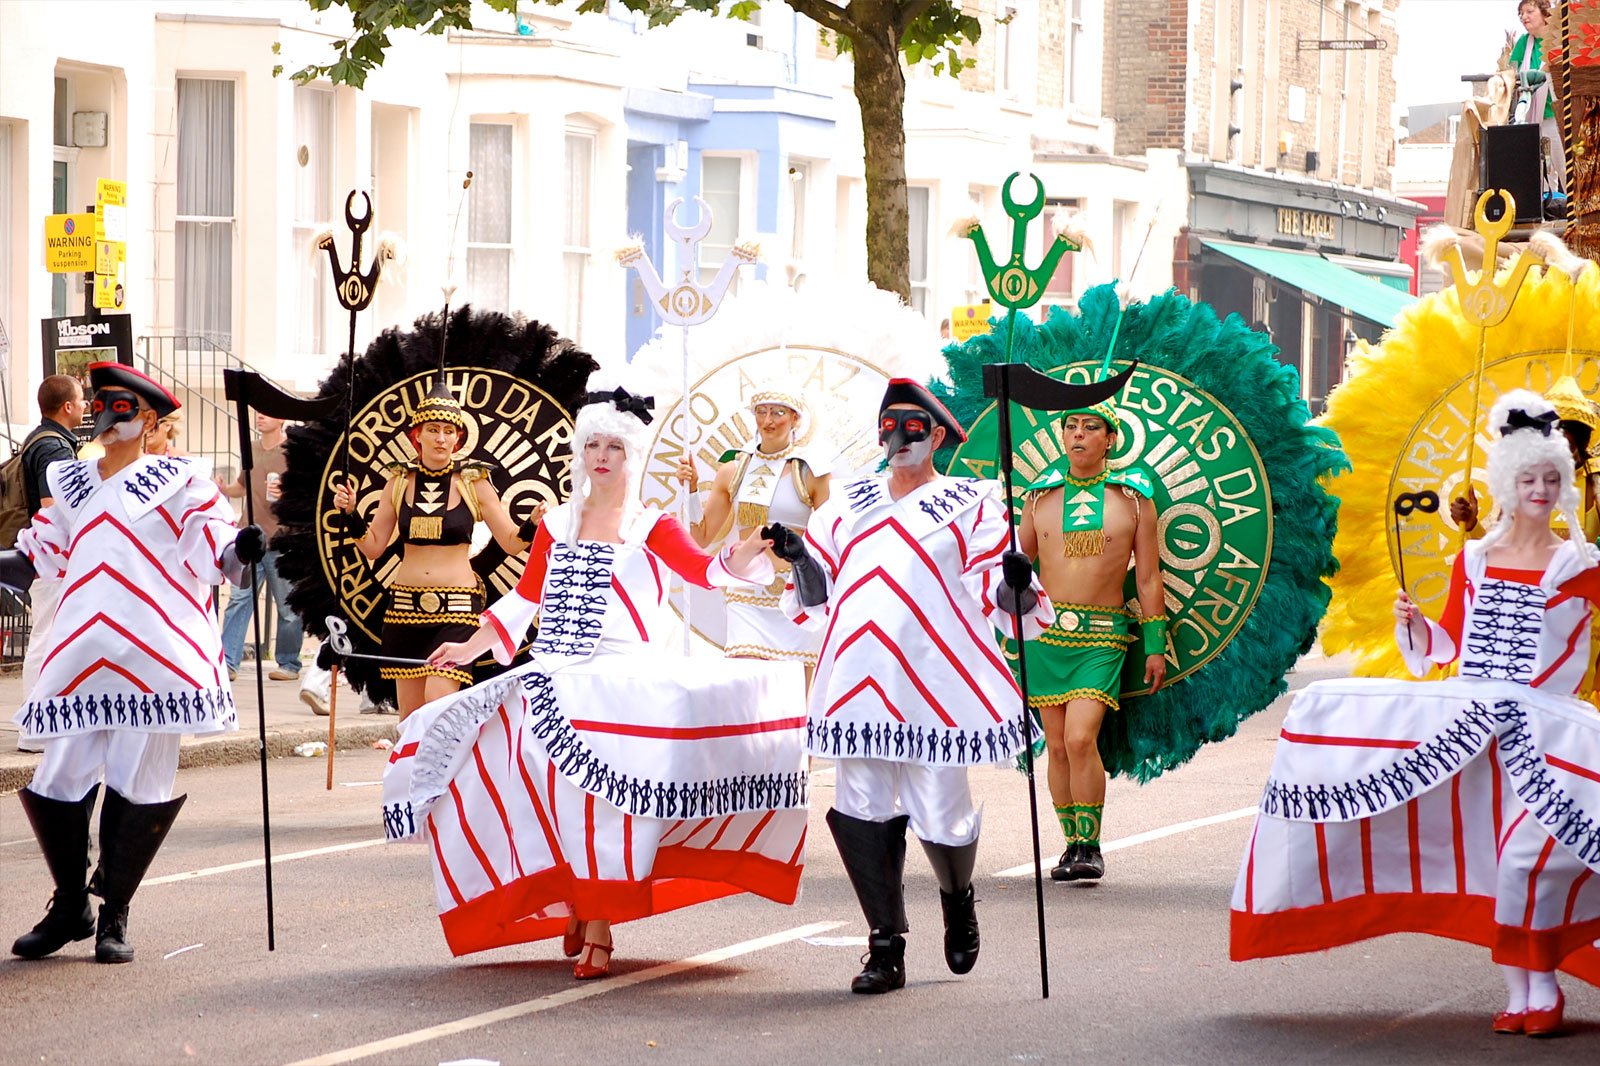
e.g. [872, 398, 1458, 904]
[1479, 388, 1590, 559]
[562, 388, 655, 544]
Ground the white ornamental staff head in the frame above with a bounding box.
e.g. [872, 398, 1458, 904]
[616, 196, 758, 327]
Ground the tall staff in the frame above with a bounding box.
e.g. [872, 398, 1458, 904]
[221, 371, 341, 949]
[618, 198, 757, 651]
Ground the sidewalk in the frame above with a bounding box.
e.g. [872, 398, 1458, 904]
[0, 668, 399, 794]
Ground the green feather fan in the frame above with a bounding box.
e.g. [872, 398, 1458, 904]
[933, 284, 1349, 783]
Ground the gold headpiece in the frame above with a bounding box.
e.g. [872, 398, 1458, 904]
[749, 387, 805, 415]
[410, 380, 468, 431]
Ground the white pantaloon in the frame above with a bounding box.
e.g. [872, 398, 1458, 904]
[833, 757, 981, 846]
[31, 731, 181, 804]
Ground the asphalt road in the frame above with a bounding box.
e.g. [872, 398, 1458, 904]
[2, 654, 1596, 1066]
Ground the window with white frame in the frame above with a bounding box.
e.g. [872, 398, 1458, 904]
[293, 85, 335, 357]
[53, 76, 79, 319]
[176, 77, 236, 350]
[0, 123, 13, 415]
[699, 155, 743, 286]
[467, 122, 513, 312]
[788, 161, 809, 268]
[1067, 0, 1086, 107]
[1043, 197, 1080, 301]
[907, 185, 930, 315]
[563, 130, 595, 343]
[998, 6, 1018, 96]
[745, 3, 764, 48]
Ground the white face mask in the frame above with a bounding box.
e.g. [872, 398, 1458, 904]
[887, 438, 933, 468]
[97, 419, 145, 445]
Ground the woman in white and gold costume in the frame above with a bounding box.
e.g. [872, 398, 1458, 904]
[677, 386, 830, 671]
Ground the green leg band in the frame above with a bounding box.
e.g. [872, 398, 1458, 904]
[1075, 803, 1103, 848]
[1054, 803, 1080, 845]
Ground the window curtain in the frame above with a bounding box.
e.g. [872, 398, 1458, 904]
[293, 87, 334, 356]
[467, 123, 512, 311]
[563, 133, 593, 342]
[175, 78, 235, 349]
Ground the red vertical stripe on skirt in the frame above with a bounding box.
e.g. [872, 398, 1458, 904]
[1451, 773, 1466, 894]
[1359, 818, 1374, 894]
[513, 715, 562, 858]
[548, 761, 560, 836]
[584, 793, 599, 878]
[428, 813, 467, 907]
[736, 810, 778, 853]
[1500, 810, 1528, 861]
[1565, 869, 1594, 924]
[623, 815, 635, 880]
[787, 825, 808, 867]
[450, 781, 503, 889]
[1314, 823, 1333, 904]
[472, 744, 522, 878]
[705, 816, 737, 850]
[1523, 835, 1559, 929]
[1490, 739, 1504, 843]
[1407, 802, 1422, 893]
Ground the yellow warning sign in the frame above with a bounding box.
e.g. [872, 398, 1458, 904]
[45, 213, 97, 273]
[95, 178, 127, 242]
[950, 302, 994, 343]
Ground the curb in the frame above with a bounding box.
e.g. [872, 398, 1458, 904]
[0, 721, 401, 795]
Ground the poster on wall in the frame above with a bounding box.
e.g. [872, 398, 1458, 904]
[40, 314, 133, 383]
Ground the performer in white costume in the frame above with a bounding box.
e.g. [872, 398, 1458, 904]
[774, 378, 1051, 994]
[7, 363, 263, 964]
[679, 384, 830, 669]
[1232, 390, 1600, 1037]
[383, 387, 808, 979]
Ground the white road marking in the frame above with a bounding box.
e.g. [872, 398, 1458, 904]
[285, 920, 847, 1066]
[144, 838, 385, 886]
[1, 838, 33, 847]
[163, 943, 204, 960]
[994, 805, 1258, 877]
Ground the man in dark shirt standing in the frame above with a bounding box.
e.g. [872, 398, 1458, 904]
[18, 376, 85, 751]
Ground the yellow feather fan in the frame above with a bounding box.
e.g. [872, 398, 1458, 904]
[1321, 263, 1600, 677]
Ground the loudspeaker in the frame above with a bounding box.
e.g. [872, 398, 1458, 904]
[1479, 124, 1543, 222]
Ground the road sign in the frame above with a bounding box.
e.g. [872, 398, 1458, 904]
[44, 213, 97, 273]
[95, 178, 127, 242]
[950, 302, 994, 343]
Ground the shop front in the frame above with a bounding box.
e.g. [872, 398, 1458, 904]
[1173, 163, 1423, 413]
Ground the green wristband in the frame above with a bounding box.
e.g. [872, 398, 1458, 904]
[1141, 616, 1167, 657]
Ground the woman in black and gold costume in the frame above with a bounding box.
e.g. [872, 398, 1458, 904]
[331, 383, 537, 719]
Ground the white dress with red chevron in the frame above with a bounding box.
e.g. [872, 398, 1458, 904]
[381, 503, 809, 957]
[1232, 538, 1600, 984]
[783, 474, 1051, 765]
[12, 454, 238, 741]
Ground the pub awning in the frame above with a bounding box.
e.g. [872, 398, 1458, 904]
[1201, 239, 1415, 329]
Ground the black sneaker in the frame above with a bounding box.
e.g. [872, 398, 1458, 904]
[1069, 844, 1105, 881]
[850, 931, 906, 994]
[1050, 844, 1082, 881]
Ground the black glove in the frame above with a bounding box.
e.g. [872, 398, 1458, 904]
[234, 524, 268, 566]
[1001, 550, 1033, 592]
[336, 510, 370, 538]
[997, 550, 1038, 616]
[760, 523, 829, 607]
[761, 523, 807, 563]
[0, 549, 36, 595]
[516, 516, 539, 543]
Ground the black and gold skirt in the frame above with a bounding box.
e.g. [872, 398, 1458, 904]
[380, 583, 484, 686]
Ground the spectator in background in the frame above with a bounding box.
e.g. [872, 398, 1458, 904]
[1511, 0, 1565, 197]
[16, 376, 86, 752]
[143, 410, 182, 457]
[215, 413, 303, 683]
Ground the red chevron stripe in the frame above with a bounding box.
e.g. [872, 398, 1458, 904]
[61, 657, 153, 695]
[45, 613, 204, 689]
[59, 563, 213, 665]
[833, 621, 958, 726]
[68, 513, 207, 611]
[827, 675, 909, 722]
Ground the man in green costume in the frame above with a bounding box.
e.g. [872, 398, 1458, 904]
[1017, 398, 1167, 881]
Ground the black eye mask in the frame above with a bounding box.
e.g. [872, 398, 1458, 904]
[879, 409, 933, 461]
[90, 389, 142, 439]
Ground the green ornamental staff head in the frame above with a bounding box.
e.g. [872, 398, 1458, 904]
[956, 172, 1080, 311]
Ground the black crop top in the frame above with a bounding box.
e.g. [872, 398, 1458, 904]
[397, 466, 475, 546]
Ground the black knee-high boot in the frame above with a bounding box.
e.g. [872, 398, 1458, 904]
[11, 785, 100, 959]
[920, 837, 980, 974]
[90, 788, 186, 964]
[827, 809, 909, 994]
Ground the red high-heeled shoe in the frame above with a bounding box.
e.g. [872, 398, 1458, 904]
[561, 921, 583, 959]
[1524, 990, 1565, 1037]
[573, 937, 613, 980]
[1491, 1010, 1524, 1035]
